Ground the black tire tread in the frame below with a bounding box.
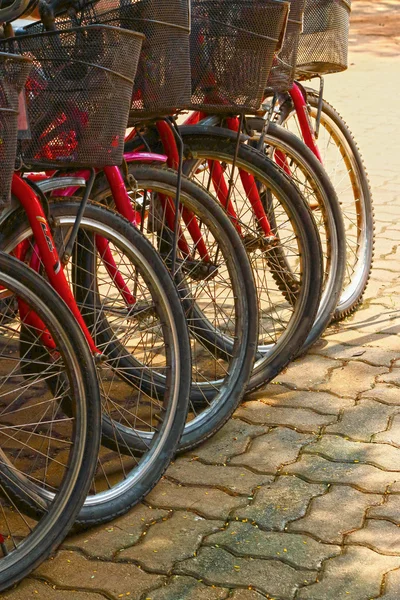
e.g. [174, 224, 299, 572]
[305, 89, 375, 321]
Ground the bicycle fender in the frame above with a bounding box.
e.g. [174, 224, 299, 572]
[179, 125, 250, 143]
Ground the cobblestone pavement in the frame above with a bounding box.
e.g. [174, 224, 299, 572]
[5, 4, 400, 599]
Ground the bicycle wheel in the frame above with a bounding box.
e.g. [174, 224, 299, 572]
[90, 164, 258, 450]
[279, 87, 375, 320]
[247, 119, 346, 350]
[0, 253, 100, 591]
[126, 130, 324, 392]
[0, 202, 191, 526]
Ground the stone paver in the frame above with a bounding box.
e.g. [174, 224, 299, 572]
[138, 576, 227, 600]
[36, 551, 164, 600]
[5, 8, 400, 600]
[379, 568, 400, 600]
[284, 454, 400, 492]
[374, 414, 400, 447]
[204, 521, 341, 569]
[297, 547, 400, 600]
[233, 476, 326, 530]
[274, 355, 338, 389]
[235, 401, 335, 433]
[346, 519, 400, 554]
[319, 362, 388, 397]
[2, 581, 106, 600]
[288, 486, 382, 543]
[187, 418, 268, 464]
[146, 479, 248, 520]
[378, 369, 400, 386]
[361, 384, 400, 405]
[229, 427, 315, 473]
[304, 435, 400, 470]
[250, 384, 355, 415]
[119, 512, 224, 572]
[230, 591, 265, 600]
[65, 505, 170, 560]
[325, 399, 399, 441]
[175, 546, 316, 598]
[310, 340, 400, 367]
[167, 458, 272, 495]
[368, 493, 400, 524]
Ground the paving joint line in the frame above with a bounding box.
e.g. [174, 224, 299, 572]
[30, 575, 116, 600]
[300, 450, 400, 473]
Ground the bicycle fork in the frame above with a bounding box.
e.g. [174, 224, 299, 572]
[11, 174, 100, 355]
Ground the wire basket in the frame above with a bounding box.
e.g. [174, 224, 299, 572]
[266, 0, 305, 92]
[0, 52, 32, 208]
[296, 0, 351, 78]
[0, 25, 144, 169]
[23, 0, 191, 123]
[190, 0, 290, 114]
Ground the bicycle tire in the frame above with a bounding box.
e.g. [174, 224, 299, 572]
[178, 131, 324, 391]
[248, 120, 346, 351]
[0, 202, 191, 525]
[0, 253, 101, 590]
[126, 130, 323, 392]
[281, 88, 375, 321]
[91, 164, 259, 450]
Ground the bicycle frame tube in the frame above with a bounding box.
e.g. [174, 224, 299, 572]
[225, 117, 274, 238]
[40, 140, 211, 263]
[288, 83, 323, 163]
[11, 174, 100, 354]
[51, 166, 142, 302]
[18, 298, 57, 351]
[206, 159, 242, 235]
[181, 112, 275, 238]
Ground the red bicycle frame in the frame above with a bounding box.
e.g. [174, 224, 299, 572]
[127, 119, 276, 239]
[10, 173, 100, 354]
[287, 83, 322, 163]
[20, 81, 321, 322]
[52, 144, 210, 263]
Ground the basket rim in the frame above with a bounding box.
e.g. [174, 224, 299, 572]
[305, 0, 351, 11]
[192, 0, 290, 7]
[192, 0, 290, 43]
[93, 14, 191, 33]
[0, 107, 19, 115]
[0, 51, 32, 64]
[21, 14, 191, 35]
[0, 25, 145, 85]
[2, 23, 145, 43]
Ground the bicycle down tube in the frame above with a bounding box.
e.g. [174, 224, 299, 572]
[10, 173, 100, 355]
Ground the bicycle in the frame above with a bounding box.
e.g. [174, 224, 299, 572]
[78, 0, 326, 392]
[0, 23, 192, 527]
[0, 252, 102, 591]
[0, 45, 101, 585]
[258, 0, 374, 321]
[0, 46, 106, 592]
[19, 0, 261, 452]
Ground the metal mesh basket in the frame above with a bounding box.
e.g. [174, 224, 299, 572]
[296, 0, 351, 78]
[0, 25, 143, 169]
[190, 0, 289, 114]
[23, 0, 191, 123]
[267, 0, 305, 92]
[0, 52, 32, 208]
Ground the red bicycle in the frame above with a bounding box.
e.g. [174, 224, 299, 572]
[0, 23, 192, 529]
[258, 0, 374, 321]
[0, 37, 101, 592]
[4, 2, 261, 463]
[33, 0, 327, 397]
